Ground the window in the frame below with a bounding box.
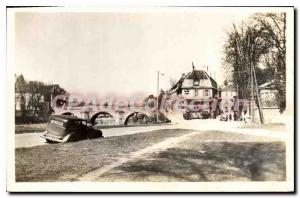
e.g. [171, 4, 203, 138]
[204, 89, 209, 96]
[193, 80, 199, 86]
[69, 120, 81, 126]
[184, 89, 190, 95]
[195, 90, 199, 96]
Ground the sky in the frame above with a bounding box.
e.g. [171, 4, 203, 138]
[14, 8, 258, 97]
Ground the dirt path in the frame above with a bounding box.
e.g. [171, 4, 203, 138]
[77, 131, 197, 181]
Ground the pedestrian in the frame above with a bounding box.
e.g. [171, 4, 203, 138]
[240, 113, 244, 122]
[229, 113, 232, 121]
[243, 112, 247, 124]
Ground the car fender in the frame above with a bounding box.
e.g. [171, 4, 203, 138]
[62, 133, 72, 142]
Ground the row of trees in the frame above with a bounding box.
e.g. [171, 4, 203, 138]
[15, 74, 67, 123]
[223, 12, 286, 112]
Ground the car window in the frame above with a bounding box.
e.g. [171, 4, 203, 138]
[50, 119, 64, 127]
[70, 120, 82, 127]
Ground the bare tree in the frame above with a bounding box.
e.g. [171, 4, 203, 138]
[252, 13, 286, 112]
[224, 23, 270, 98]
[223, 79, 229, 87]
[15, 74, 27, 122]
[26, 81, 46, 119]
[169, 77, 178, 87]
[15, 74, 68, 123]
[224, 12, 286, 112]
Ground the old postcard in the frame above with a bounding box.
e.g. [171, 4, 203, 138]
[6, 7, 294, 192]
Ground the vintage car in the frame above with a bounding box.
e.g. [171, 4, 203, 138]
[41, 115, 103, 143]
[183, 110, 211, 120]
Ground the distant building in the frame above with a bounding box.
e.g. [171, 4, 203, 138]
[168, 66, 218, 100]
[258, 80, 278, 108]
[250, 80, 282, 124]
[220, 86, 237, 98]
[166, 64, 219, 119]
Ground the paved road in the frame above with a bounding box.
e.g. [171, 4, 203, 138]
[177, 119, 287, 140]
[15, 119, 286, 148]
[15, 124, 175, 148]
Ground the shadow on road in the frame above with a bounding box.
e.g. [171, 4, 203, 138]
[110, 142, 286, 182]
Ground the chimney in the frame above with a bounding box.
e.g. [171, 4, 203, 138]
[182, 73, 185, 78]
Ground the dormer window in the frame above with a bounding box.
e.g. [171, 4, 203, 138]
[184, 89, 190, 95]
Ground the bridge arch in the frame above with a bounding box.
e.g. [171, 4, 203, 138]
[90, 111, 115, 125]
[124, 112, 150, 125]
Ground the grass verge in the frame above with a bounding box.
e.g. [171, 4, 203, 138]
[15, 129, 191, 182]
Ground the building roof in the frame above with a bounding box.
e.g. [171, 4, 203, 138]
[168, 67, 218, 94]
[185, 70, 217, 88]
[186, 70, 207, 80]
[169, 75, 185, 94]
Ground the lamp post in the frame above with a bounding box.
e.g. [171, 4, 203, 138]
[157, 70, 164, 123]
[250, 61, 254, 122]
[157, 71, 160, 123]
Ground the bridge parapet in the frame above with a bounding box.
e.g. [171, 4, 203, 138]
[54, 105, 157, 125]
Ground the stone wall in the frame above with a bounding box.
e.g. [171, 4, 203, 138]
[253, 107, 284, 124]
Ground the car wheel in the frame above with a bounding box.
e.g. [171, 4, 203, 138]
[94, 131, 104, 139]
[183, 113, 190, 120]
[88, 128, 103, 139]
[65, 133, 76, 142]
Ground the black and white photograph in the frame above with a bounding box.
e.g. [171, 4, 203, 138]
[5, 6, 294, 192]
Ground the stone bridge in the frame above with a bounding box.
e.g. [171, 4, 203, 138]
[54, 105, 158, 125]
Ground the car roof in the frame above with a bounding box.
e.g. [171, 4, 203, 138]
[50, 115, 87, 122]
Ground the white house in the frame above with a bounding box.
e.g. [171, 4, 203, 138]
[168, 66, 218, 100]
